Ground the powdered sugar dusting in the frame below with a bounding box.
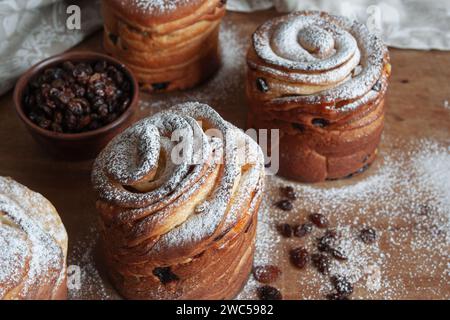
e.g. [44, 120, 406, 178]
[68, 226, 113, 300]
[249, 11, 388, 108]
[122, 0, 191, 14]
[0, 177, 67, 299]
[443, 100, 449, 110]
[92, 101, 265, 293]
[238, 137, 450, 299]
[139, 19, 247, 114]
[0, 226, 28, 296]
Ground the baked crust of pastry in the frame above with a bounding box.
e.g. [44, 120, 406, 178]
[246, 11, 391, 182]
[92, 102, 265, 299]
[0, 177, 68, 300]
[102, 0, 226, 92]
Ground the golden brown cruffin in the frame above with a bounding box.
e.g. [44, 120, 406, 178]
[0, 177, 68, 300]
[246, 11, 391, 182]
[92, 102, 265, 299]
[102, 0, 226, 92]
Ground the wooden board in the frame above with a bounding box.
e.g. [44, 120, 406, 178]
[0, 10, 449, 300]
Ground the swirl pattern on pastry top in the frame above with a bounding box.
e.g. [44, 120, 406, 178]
[0, 177, 67, 300]
[92, 102, 265, 264]
[248, 11, 390, 106]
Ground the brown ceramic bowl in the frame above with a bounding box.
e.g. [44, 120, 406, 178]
[14, 51, 139, 160]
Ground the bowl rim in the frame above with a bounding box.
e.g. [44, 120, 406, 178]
[13, 51, 139, 141]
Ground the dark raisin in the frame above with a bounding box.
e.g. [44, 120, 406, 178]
[92, 97, 105, 109]
[64, 112, 78, 131]
[51, 123, 63, 133]
[290, 247, 310, 269]
[317, 230, 336, 252]
[257, 285, 282, 300]
[109, 33, 119, 45]
[292, 122, 305, 132]
[359, 228, 377, 244]
[256, 78, 269, 92]
[41, 105, 54, 117]
[309, 213, 329, 228]
[78, 115, 92, 129]
[113, 71, 125, 85]
[401, 79, 409, 84]
[311, 253, 330, 274]
[152, 82, 170, 91]
[28, 112, 39, 122]
[24, 59, 131, 134]
[51, 79, 65, 89]
[67, 101, 83, 116]
[62, 61, 75, 71]
[38, 118, 51, 129]
[372, 80, 382, 92]
[152, 267, 179, 285]
[280, 186, 297, 200]
[417, 204, 431, 216]
[119, 98, 130, 112]
[105, 113, 118, 124]
[53, 111, 63, 124]
[331, 275, 353, 296]
[253, 265, 281, 284]
[43, 68, 57, 81]
[275, 200, 293, 211]
[72, 84, 85, 97]
[104, 85, 116, 99]
[89, 120, 100, 130]
[312, 118, 329, 128]
[277, 223, 293, 238]
[326, 292, 350, 300]
[293, 223, 313, 238]
[94, 60, 108, 73]
[98, 104, 109, 118]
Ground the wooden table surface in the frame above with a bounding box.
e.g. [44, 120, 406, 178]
[0, 10, 449, 300]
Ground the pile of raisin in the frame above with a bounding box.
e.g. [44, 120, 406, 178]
[23, 60, 132, 133]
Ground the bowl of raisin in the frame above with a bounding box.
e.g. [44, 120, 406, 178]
[14, 51, 139, 160]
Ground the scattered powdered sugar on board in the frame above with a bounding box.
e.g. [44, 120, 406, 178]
[139, 19, 247, 115]
[70, 15, 448, 299]
[444, 100, 449, 110]
[238, 137, 450, 300]
[73, 124, 449, 300]
[68, 226, 115, 300]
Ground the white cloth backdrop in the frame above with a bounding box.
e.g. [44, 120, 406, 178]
[0, 0, 102, 95]
[229, 0, 450, 50]
[0, 0, 449, 95]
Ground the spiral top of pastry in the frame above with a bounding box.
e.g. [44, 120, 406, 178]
[92, 102, 265, 263]
[0, 177, 67, 300]
[248, 11, 390, 108]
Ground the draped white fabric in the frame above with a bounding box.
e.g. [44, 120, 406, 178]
[228, 0, 450, 50]
[0, 0, 448, 96]
[0, 0, 102, 95]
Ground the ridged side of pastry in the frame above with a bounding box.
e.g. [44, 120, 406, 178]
[246, 11, 391, 182]
[92, 102, 265, 299]
[0, 177, 68, 300]
[102, 0, 226, 92]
